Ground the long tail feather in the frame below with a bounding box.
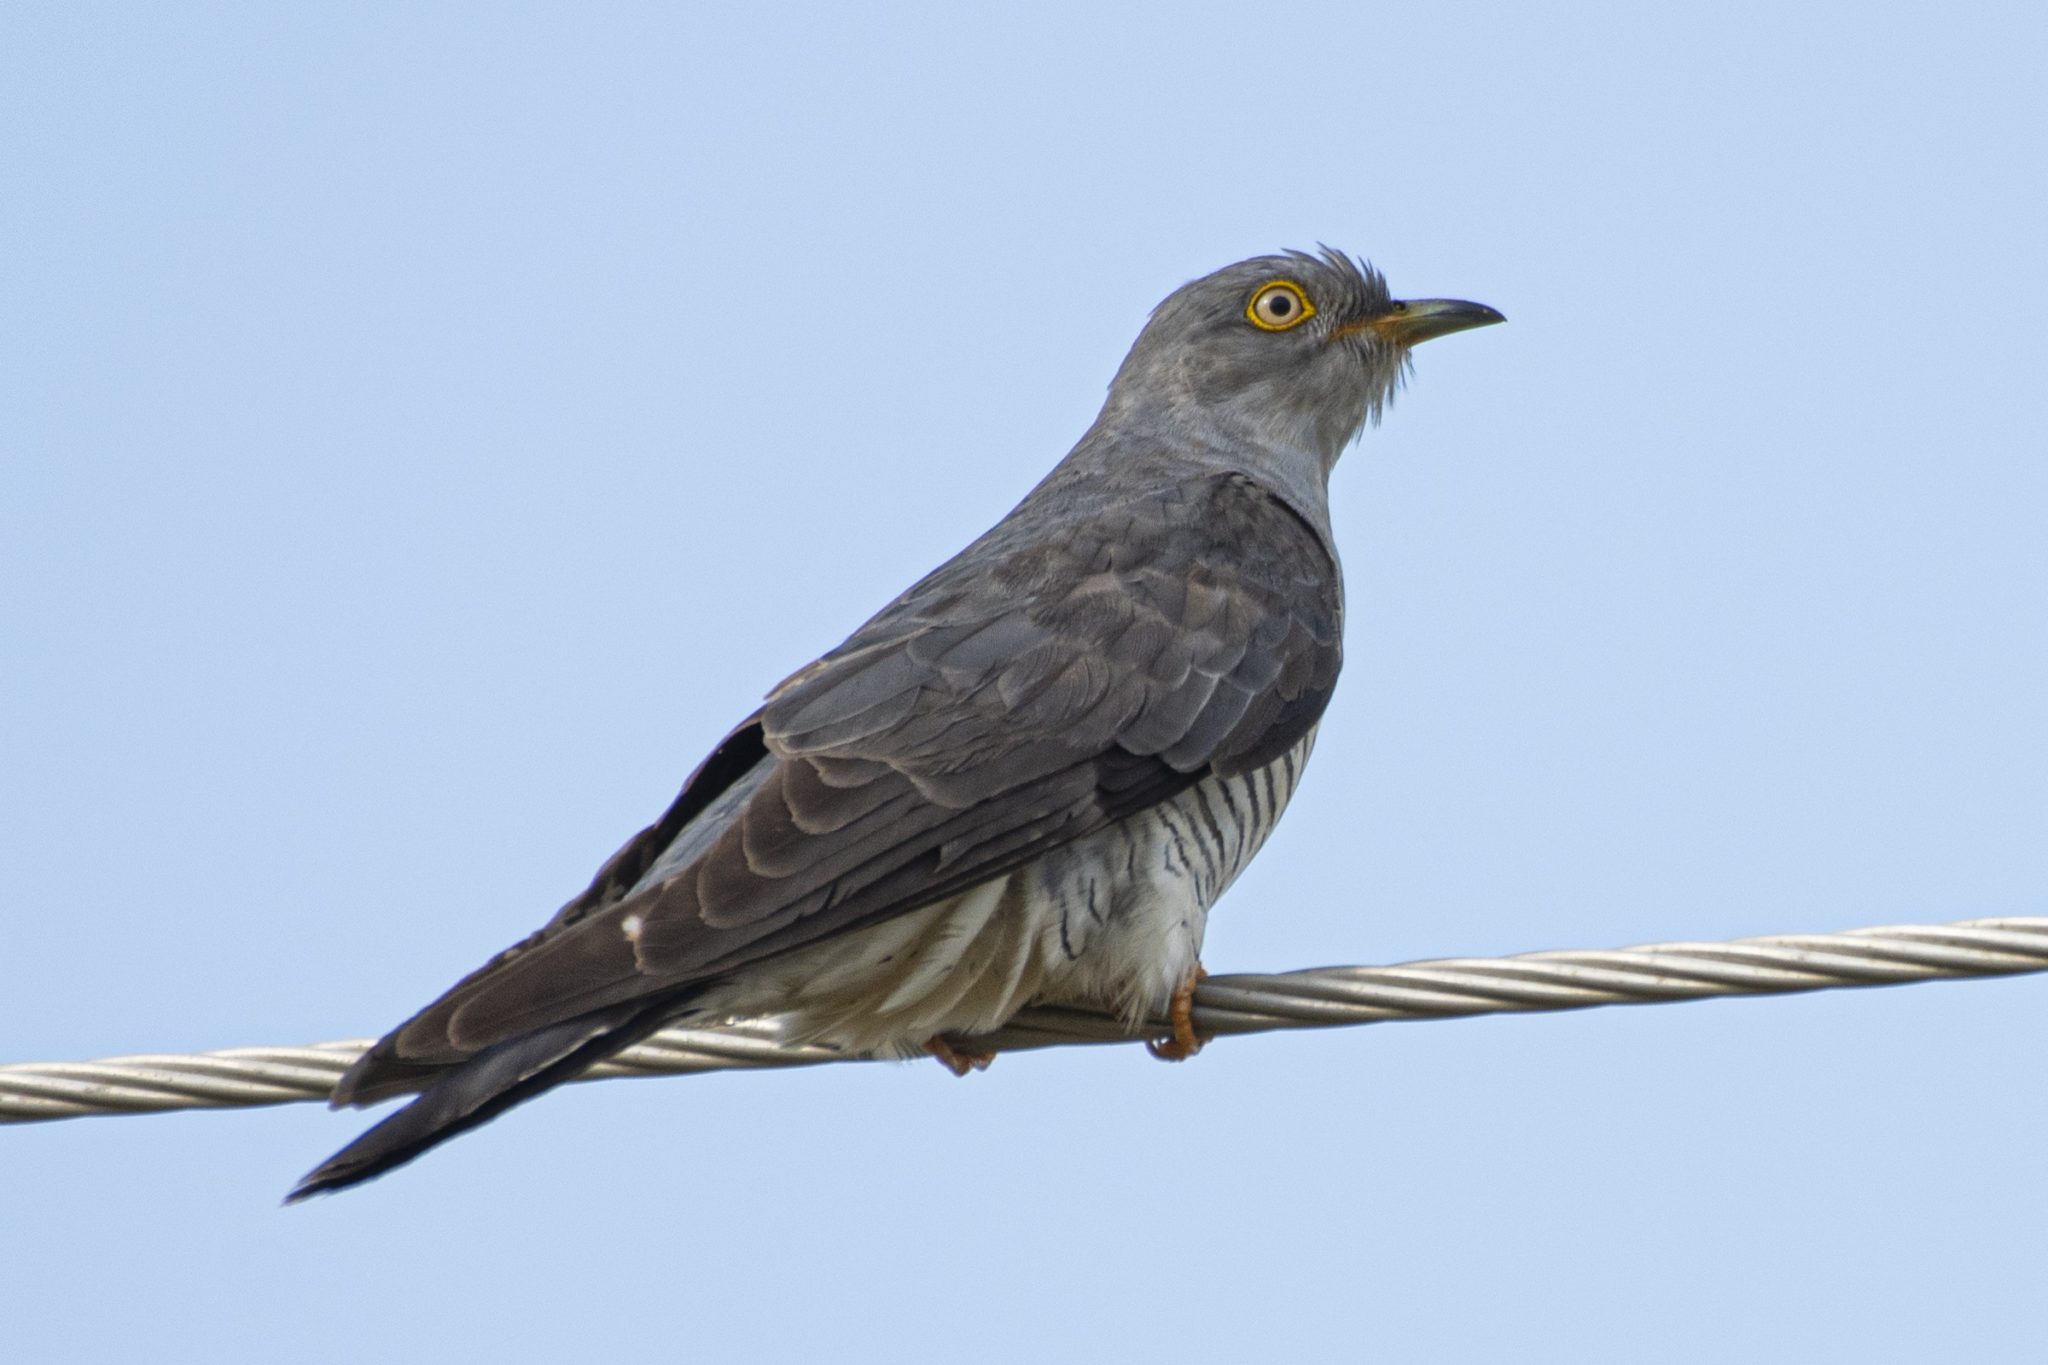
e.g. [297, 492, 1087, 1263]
[286, 1003, 663, 1202]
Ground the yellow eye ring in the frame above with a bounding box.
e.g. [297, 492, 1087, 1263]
[1246, 280, 1316, 331]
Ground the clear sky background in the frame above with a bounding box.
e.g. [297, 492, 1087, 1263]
[6, 5, 2046, 1361]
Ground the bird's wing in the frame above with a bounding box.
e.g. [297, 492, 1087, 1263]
[341, 470, 1340, 1095]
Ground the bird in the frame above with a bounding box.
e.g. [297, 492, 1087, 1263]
[289, 248, 1503, 1200]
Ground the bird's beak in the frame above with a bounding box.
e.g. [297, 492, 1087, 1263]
[1334, 298, 1506, 346]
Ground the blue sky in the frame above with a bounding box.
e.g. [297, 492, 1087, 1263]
[6, 4, 2046, 1361]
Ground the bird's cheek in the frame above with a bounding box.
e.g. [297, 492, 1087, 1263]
[1184, 354, 1263, 406]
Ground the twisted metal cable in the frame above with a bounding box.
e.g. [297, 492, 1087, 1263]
[6, 915, 2044, 1124]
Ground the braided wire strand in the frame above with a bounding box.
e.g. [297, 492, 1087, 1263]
[5, 915, 2044, 1124]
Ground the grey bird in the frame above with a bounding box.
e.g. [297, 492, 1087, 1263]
[289, 249, 1502, 1200]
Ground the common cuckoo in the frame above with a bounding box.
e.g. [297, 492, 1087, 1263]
[291, 249, 1502, 1199]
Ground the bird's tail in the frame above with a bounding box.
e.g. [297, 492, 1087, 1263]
[285, 1002, 664, 1202]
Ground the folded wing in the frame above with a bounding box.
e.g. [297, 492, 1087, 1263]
[312, 470, 1340, 1184]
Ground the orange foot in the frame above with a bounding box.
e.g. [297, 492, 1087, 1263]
[1146, 963, 1211, 1062]
[926, 1035, 998, 1078]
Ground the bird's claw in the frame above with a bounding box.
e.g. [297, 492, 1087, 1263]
[926, 1035, 997, 1077]
[1146, 964, 1210, 1062]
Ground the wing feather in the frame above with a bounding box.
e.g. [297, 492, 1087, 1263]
[339, 468, 1342, 1099]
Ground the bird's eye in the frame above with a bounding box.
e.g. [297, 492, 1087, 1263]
[1246, 280, 1316, 332]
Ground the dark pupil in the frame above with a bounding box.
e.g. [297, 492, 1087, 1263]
[1267, 293, 1293, 316]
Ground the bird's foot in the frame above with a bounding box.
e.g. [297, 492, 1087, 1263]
[1146, 963, 1211, 1062]
[926, 1035, 997, 1078]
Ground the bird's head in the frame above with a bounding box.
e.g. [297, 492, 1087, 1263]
[1104, 248, 1503, 472]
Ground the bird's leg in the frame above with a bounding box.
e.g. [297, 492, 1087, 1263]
[1146, 963, 1210, 1062]
[925, 1035, 998, 1077]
